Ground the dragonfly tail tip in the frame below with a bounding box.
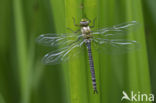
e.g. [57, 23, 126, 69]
[93, 89, 98, 94]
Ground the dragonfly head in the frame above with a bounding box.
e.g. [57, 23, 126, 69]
[80, 18, 90, 26]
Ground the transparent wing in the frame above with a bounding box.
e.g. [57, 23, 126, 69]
[92, 21, 138, 39]
[42, 38, 86, 64]
[36, 33, 82, 47]
[93, 38, 139, 54]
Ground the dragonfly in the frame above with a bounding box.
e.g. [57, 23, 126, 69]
[37, 18, 138, 94]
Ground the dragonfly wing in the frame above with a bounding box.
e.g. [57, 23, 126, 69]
[42, 39, 86, 64]
[93, 38, 139, 54]
[42, 47, 68, 64]
[92, 21, 138, 39]
[36, 33, 82, 47]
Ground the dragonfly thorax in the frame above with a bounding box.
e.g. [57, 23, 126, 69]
[81, 26, 92, 39]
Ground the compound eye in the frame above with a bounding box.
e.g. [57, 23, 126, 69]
[80, 22, 86, 26]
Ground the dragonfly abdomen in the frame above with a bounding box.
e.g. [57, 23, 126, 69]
[86, 40, 98, 94]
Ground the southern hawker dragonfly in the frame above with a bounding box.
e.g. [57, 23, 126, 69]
[37, 18, 138, 94]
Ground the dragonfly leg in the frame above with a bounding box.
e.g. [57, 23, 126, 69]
[72, 17, 80, 27]
[86, 17, 91, 24]
[90, 17, 96, 28]
[75, 29, 81, 33]
[66, 27, 80, 33]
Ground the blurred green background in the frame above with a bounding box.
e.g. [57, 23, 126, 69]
[0, 0, 155, 103]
